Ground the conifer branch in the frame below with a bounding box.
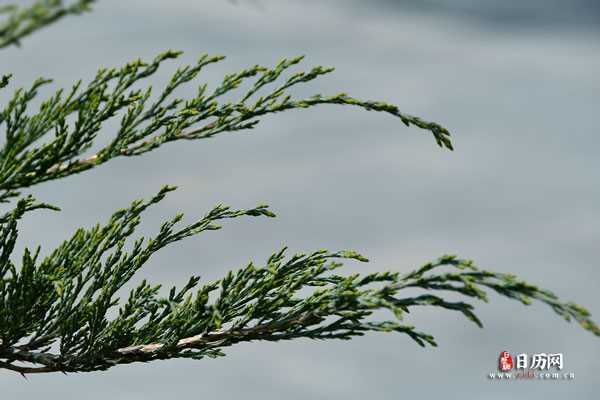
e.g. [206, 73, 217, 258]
[0, 2, 596, 378]
[0, 51, 452, 203]
[0, 188, 597, 374]
[0, 0, 94, 49]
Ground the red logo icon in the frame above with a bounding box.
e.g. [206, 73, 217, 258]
[499, 351, 513, 371]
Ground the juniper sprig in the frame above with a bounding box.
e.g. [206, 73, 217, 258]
[0, 186, 597, 374]
[0, 0, 94, 49]
[0, 50, 451, 203]
[0, 0, 596, 376]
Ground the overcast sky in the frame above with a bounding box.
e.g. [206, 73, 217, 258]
[1, 0, 599, 398]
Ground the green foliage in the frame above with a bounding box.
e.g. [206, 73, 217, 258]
[0, 1, 596, 376]
[0, 187, 597, 374]
[0, 50, 451, 203]
[0, 0, 94, 49]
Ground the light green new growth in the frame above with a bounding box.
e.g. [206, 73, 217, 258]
[0, 0, 597, 376]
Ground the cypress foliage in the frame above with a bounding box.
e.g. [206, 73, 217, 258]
[0, 1, 597, 376]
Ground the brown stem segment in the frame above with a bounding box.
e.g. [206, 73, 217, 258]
[0, 313, 318, 375]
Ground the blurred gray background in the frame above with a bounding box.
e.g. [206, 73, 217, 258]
[1, 0, 599, 398]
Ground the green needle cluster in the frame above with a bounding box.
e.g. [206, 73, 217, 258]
[0, 0, 596, 376]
